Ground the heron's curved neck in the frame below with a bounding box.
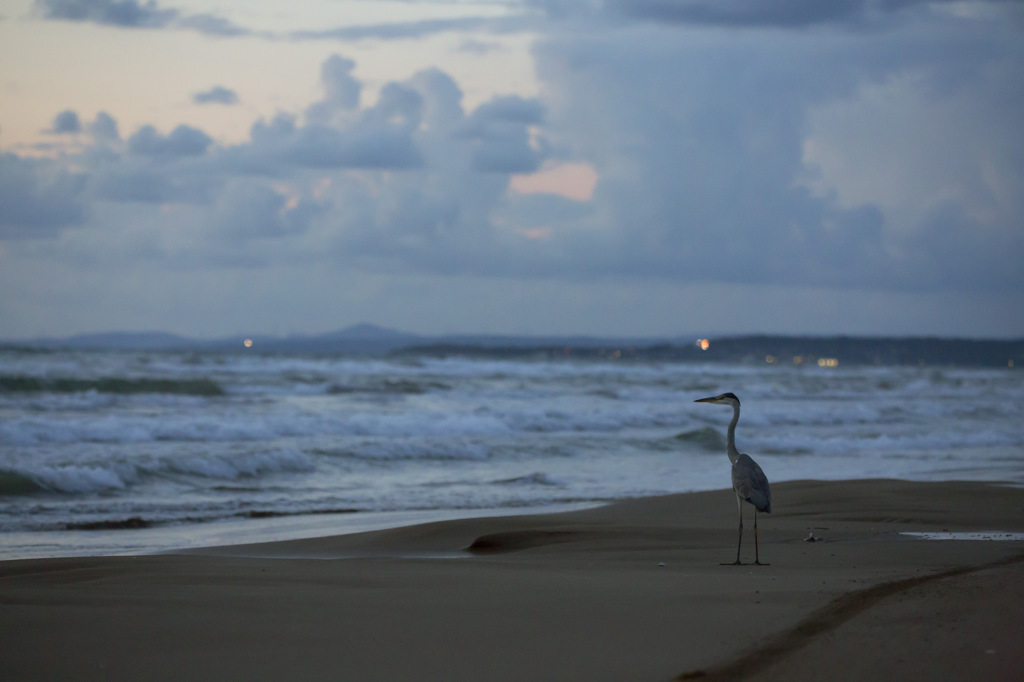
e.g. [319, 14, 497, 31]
[726, 403, 741, 464]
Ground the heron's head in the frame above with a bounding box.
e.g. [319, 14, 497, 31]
[694, 392, 740, 407]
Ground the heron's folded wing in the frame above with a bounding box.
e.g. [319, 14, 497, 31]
[732, 454, 771, 513]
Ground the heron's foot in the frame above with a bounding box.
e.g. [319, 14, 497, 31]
[754, 560, 770, 566]
[720, 560, 744, 566]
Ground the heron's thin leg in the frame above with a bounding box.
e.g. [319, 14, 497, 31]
[722, 496, 743, 565]
[754, 509, 770, 566]
[754, 509, 759, 563]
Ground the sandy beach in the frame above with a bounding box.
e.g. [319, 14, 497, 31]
[2, 479, 1023, 681]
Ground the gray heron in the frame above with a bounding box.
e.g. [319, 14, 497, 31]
[694, 392, 771, 565]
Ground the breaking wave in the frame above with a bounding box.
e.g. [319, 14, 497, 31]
[673, 426, 727, 452]
[0, 374, 225, 396]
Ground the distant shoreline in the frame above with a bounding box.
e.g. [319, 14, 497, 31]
[3, 330, 1022, 367]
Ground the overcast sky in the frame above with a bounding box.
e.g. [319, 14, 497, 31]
[2, 0, 1022, 340]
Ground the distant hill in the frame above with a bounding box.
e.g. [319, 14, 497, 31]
[2, 327, 1021, 368]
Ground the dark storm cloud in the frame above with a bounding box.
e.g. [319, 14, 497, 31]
[532, 0, 1022, 28]
[0, 153, 88, 235]
[212, 182, 325, 240]
[193, 86, 239, 106]
[607, 0, 863, 27]
[459, 95, 550, 173]
[466, 96, 544, 127]
[525, 12, 1024, 291]
[468, 127, 549, 174]
[900, 203, 1024, 291]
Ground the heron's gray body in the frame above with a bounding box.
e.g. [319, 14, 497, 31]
[695, 391, 772, 565]
[732, 453, 771, 514]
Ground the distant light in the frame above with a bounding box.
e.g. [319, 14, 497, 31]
[697, 338, 710, 351]
[817, 357, 839, 368]
[793, 355, 804, 365]
[243, 338, 253, 348]
[765, 355, 777, 364]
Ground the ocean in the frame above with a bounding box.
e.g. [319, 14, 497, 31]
[1, 348, 1021, 560]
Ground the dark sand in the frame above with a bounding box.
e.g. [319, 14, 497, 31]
[2, 479, 1023, 681]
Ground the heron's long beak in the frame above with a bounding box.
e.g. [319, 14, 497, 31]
[694, 397, 715, 403]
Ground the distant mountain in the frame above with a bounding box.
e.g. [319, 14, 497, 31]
[319, 323, 419, 340]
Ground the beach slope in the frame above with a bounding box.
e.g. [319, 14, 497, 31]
[2, 479, 1023, 681]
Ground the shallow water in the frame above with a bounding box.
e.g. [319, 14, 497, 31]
[2, 348, 1022, 559]
[901, 531, 1024, 541]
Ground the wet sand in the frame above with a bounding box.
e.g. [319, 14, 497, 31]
[2, 479, 1023, 681]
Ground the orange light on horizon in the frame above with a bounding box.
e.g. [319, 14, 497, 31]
[697, 339, 710, 351]
[243, 338, 253, 348]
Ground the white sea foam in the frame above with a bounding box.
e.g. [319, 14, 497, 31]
[17, 464, 129, 494]
[1, 348, 1022, 558]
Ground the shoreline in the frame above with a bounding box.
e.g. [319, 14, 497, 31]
[0, 501, 605, 562]
[3, 478, 1024, 681]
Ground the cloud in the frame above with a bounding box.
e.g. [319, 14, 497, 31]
[127, 124, 213, 157]
[531, 0, 1016, 28]
[174, 12, 250, 37]
[36, 0, 177, 28]
[49, 109, 82, 134]
[35, 0, 252, 36]
[289, 15, 530, 42]
[209, 182, 325, 241]
[35, 0, 530, 41]
[459, 95, 550, 173]
[193, 86, 239, 106]
[89, 111, 120, 141]
[224, 116, 424, 173]
[305, 55, 362, 125]
[601, 0, 867, 27]
[457, 38, 506, 55]
[92, 159, 218, 204]
[0, 153, 88, 236]
[5, 28, 1021, 305]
